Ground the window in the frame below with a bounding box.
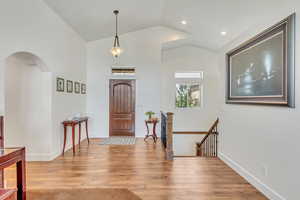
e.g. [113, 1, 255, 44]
[175, 72, 203, 108]
[111, 66, 135, 76]
[176, 84, 201, 108]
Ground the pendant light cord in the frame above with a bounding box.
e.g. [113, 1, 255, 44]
[113, 10, 120, 48]
[112, 9, 121, 56]
[115, 12, 118, 37]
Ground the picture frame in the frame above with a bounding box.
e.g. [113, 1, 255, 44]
[66, 80, 73, 93]
[56, 77, 65, 92]
[81, 83, 86, 94]
[74, 82, 80, 94]
[226, 14, 295, 107]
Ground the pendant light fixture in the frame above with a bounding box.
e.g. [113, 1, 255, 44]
[111, 10, 122, 58]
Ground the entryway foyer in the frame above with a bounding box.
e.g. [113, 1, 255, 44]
[0, 0, 298, 199]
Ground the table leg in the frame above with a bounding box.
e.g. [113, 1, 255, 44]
[85, 120, 90, 144]
[78, 123, 81, 148]
[72, 125, 75, 155]
[16, 150, 26, 200]
[153, 122, 158, 143]
[62, 125, 67, 156]
[0, 170, 3, 188]
[144, 121, 150, 141]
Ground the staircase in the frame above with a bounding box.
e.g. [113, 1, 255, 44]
[196, 119, 219, 157]
[161, 112, 219, 159]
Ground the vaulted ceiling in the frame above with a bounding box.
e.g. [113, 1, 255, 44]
[43, 0, 293, 50]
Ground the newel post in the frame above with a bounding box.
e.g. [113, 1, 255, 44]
[166, 112, 174, 160]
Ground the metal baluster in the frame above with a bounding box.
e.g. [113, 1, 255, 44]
[209, 135, 211, 157]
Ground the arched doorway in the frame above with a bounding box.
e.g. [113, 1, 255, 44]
[4, 52, 52, 160]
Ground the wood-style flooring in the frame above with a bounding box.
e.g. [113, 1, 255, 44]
[5, 139, 267, 200]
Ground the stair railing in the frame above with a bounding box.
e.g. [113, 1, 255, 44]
[196, 118, 219, 157]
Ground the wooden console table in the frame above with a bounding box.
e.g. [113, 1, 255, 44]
[0, 148, 26, 200]
[144, 119, 159, 143]
[62, 117, 89, 156]
[0, 116, 4, 188]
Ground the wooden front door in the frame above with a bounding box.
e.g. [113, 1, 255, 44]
[109, 79, 135, 136]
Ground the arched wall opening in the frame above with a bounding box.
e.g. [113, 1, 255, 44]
[4, 52, 52, 160]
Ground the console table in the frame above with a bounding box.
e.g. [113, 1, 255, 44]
[0, 148, 26, 200]
[62, 117, 89, 156]
[0, 116, 4, 188]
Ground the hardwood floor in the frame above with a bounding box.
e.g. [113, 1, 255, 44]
[5, 139, 267, 200]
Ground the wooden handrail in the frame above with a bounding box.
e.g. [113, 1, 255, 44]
[197, 118, 219, 157]
[173, 131, 208, 135]
[198, 118, 219, 146]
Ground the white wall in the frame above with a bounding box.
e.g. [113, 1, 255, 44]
[173, 134, 205, 156]
[87, 26, 187, 138]
[218, 2, 299, 199]
[0, 0, 86, 161]
[5, 54, 52, 158]
[161, 45, 220, 156]
[162, 46, 220, 131]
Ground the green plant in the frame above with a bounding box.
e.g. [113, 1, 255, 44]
[145, 111, 155, 119]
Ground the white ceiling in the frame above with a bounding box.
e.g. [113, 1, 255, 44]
[43, 0, 293, 50]
[44, 0, 165, 41]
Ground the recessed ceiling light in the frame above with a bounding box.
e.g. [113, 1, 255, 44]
[181, 20, 187, 25]
[221, 31, 227, 36]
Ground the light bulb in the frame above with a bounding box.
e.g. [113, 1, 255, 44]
[111, 47, 123, 57]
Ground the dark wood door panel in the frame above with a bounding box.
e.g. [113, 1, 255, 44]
[109, 80, 135, 136]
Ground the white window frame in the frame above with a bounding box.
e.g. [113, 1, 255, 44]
[111, 65, 136, 77]
[174, 71, 204, 109]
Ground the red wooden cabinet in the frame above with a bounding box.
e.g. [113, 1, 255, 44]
[0, 148, 26, 200]
[0, 116, 4, 188]
[0, 189, 17, 200]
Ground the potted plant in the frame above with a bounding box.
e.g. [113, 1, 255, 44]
[145, 111, 155, 120]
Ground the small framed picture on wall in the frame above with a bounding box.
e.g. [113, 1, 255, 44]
[81, 83, 86, 94]
[56, 77, 65, 92]
[66, 80, 73, 93]
[75, 82, 80, 94]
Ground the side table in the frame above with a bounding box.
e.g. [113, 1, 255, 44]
[144, 119, 159, 143]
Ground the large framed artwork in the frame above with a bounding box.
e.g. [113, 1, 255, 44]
[226, 14, 295, 107]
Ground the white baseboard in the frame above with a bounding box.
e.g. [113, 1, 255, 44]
[27, 137, 88, 161]
[27, 152, 55, 161]
[89, 135, 109, 138]
[219, 152, 286, 200]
